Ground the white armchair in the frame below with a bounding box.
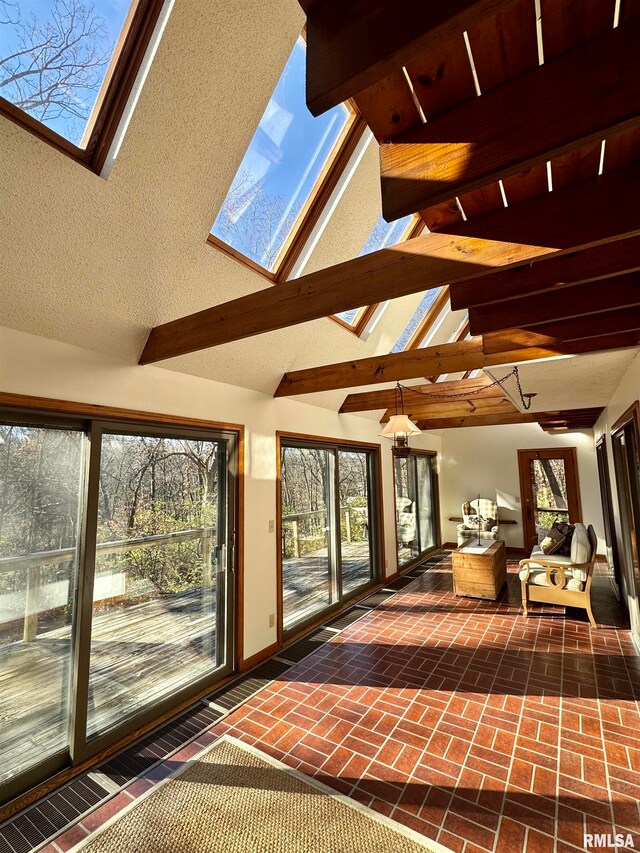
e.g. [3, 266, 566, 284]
[457, 498, 500, 546]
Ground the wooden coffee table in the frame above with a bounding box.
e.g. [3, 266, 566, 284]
[452, 539, 506, 600]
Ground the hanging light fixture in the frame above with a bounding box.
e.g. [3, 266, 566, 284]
[379, 382, 421, 458]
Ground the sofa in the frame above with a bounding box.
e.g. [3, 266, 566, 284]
[519, 522, 598, 627]
[456, 498, 500, 546]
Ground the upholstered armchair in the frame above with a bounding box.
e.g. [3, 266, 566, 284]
[456, 498, 499, 546]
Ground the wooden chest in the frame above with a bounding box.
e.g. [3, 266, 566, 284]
[452, 540, 506, 600]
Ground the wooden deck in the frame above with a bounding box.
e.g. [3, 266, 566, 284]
[282, 540, 372, 630]
[0, 584, 220, 783]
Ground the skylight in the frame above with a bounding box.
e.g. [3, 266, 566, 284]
[392, 289, 443, 352]
[0, 0, 137, 147]
[211, 36, 352, 273]
[334, 214, 415, 329]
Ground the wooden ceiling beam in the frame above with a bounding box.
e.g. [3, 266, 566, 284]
[274, 331, 640, 396]
[482, 307, 640, 354]
[468, 272, 640, 336]
[381, 396, 517, 422]
[303, 0, 518, 117]
[339, 376, 495, 413]
[140, 165, 640, 364]
[450, 234, 640, 311]
[415, 412, 536, 430]
[380, 21, 640, 220]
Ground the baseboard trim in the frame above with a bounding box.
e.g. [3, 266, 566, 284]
[240, 642, 279, 672]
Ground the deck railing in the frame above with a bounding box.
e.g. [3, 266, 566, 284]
[282, 506, 367, 558]
[0, 527, 215, 642]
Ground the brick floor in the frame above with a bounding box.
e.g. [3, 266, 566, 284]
[211, 555, 640, 852]
[37, 553, 640, 852]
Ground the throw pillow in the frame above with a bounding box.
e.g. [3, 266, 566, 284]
[552, 521, 574, 556]
[484, 517, 495, 530]
[540, 526, 566, 555]
[537, 527, 550, 545]
[462, 501, 472, 516]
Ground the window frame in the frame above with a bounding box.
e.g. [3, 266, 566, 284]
[0, 0, 166, 173]
[392, 449, 441, 571]
[0, 391, 244, 806]
[208, 104, 368, 289]
[275, 431, 384, 644]
[330, 214, 425, 336]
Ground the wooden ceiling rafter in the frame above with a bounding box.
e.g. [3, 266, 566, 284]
[139, 163, 640, 365]
[274, 331, 640, 397]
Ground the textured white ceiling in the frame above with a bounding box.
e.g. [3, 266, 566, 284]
[0, 0, 427, 404]
[0, 0, 637, 416]
[486, 349, 639, 412]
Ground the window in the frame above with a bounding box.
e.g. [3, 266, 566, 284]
[210, 35, 363, 280]
[0, 403, 239, 803]
[278, 435, 382, 634]
[394, 451, 440, 568]
[334, 214, 420, 333]
[392, 289, 444, 352]
[0, 0, 165, 171]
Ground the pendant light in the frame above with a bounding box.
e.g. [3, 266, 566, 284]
[379, 382, 421, 458]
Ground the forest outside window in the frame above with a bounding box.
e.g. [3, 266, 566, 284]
[210, 35, 364, 282]
[0, 407, 238, 804]
[0, 0, 165, 171]
[278, 435, 382, 635]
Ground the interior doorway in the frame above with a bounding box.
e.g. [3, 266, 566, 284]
[517, 448, 582, 550]
[611, 404, 640, 642]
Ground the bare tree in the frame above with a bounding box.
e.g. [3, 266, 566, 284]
[0, 0, 110, 143]
[215, 168, 296, 269]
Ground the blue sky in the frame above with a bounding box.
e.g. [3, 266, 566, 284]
[0, 0, 132, 144]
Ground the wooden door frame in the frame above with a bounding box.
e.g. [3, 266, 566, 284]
[595, 435, 622, 597]
[517, 447, 582, 550]
[391, 449, 442, 572]
[611, 402, 640, 616]
[275, 431, 385, 647]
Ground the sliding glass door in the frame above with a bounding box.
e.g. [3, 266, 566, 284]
[279, 437, 381, 634]
[394, 451, 440, 568]
[0, 412, 238, 802]
[0, 422, 85, 787]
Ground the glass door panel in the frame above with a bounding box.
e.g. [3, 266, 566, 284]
[339, 450, 373, 596]
[0, 423, 84, 784]
[416, 455, 437, 553]
[529, 458, 570, 529]
[281, 446, 334, 632]
[395, 457, 420, 567]
[87, 432, 230, 739]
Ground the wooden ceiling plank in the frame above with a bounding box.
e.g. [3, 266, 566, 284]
[468, 271, 640, 335]
[466, 0, 538, 93]
[140, 164, 640, 364]
[482, 307, 640, 354]
[404, 34, 476, 121]
[353, 73, 421, 142]
[274, 331, 640, 396]
[539, 0, 616, 61]
[381, 396, 518, 422]
[339, 376, 496, 413]
[304, 0, 519, 116]
[415, 412, 536, 429]
[420, 200, 465, 232]
[379, 20, 640, 220]
[450, 234, 640, 310]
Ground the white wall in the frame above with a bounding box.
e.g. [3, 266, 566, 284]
[0, 326, 441, 660]
[438, 422, 604, 551]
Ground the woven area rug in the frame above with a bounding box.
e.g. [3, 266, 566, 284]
[70, 736, 450, 852]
